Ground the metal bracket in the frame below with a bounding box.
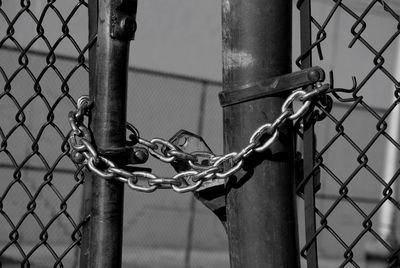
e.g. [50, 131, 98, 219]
[110, 0, 138, 40]
[218, 66, 325, 107]
[97, 146, 149, 166]
[295, 152, 321, 195]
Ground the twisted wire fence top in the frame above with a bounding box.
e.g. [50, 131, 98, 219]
[0, 1, 90, 267]
[297, 0, 400, 267]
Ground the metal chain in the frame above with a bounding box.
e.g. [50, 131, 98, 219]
[68, 84, 329, 193]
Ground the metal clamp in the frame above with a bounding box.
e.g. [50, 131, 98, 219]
[218, 66, 325, 107]
[110, 0, 138, 40]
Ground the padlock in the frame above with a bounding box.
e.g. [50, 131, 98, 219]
[166, 130, 227, 227]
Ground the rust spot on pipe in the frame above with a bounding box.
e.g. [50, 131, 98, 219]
[225, 50, 255, 69]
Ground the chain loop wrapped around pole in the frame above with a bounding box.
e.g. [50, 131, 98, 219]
[68, 82, 328, 193]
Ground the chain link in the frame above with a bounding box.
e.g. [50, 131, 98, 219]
[68, 85, 328, 193]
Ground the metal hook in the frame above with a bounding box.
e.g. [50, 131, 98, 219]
[329, 70, 357, 93]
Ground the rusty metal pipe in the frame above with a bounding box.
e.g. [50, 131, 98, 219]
[80, 0, 137, 267]
[222, 0, 300, 267]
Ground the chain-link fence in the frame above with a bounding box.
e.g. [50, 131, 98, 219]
[122, 68, 228, 268]
[0, 51, 228, 268]
[297, 0, 400, 267]
[2, 0, 400, 267]
[0, 3, 227, 267]
[0, 1, 90, 267]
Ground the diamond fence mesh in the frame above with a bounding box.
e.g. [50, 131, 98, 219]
[0, 2, 228, 267]
[0, 1, 90, 267]
[297, 0, 400, 267]
[3, 0, 400, 268]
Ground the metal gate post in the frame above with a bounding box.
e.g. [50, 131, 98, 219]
[78, 0, 98, 266]
[298, 0, 319, 267]
[80, 0, 137, 267]
[222, 0, 300, 267]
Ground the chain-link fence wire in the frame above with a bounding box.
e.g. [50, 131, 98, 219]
[0, 53, 229, 268]
[7, 0, 400, 267]
[0, 1, 90, 267]
[296, 0, 400, 267]
[122, 69, 229, 268]
[0, 2, 229, 266]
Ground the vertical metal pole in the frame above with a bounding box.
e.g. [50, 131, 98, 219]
[79, 0, 98, 266]
[365, 37, 400, 267]
[299, 0, 319, 267]
[222, 0, 299, 267]
[379, 41, 400, 243]
[80, 0, 136, 267]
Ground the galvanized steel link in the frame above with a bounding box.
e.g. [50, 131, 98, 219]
[67, 87, 326, 193]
